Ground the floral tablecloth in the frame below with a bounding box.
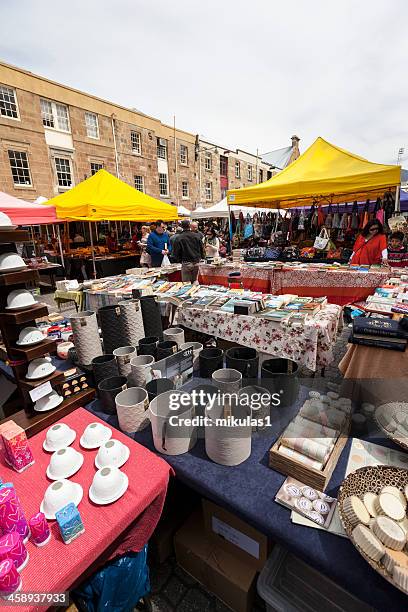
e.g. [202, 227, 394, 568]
[271, 267, 390, 306]
[177, 303, 342, 371]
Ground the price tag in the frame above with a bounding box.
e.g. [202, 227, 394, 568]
[29, 381, 52, 403]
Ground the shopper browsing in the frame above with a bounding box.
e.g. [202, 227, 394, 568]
[146, 220, 171, 266]
[172, 219, 205, 282]
[190, 221, 204, 241]
[349, 220, 388, 266]
[204, 227, 220, 258]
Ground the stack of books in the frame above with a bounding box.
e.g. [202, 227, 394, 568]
[349, 317, 408, 351]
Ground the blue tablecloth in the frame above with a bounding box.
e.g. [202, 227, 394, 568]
[86, 380, 407, 611]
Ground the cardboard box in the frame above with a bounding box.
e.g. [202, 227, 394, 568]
[202, 499, 270, 570]
[174, 510, 256, 612]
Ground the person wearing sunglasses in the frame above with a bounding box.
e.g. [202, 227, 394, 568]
[349, 219, 388, 266]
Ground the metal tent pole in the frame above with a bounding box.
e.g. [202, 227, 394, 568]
[56, 225, 65, 272]
[89, 221, 97, 278]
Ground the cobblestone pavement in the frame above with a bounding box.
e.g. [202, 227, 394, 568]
[43, 290, 350, 612]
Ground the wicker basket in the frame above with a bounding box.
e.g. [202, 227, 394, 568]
[374, 403, 408, 452]
[338, 466, 408, 596]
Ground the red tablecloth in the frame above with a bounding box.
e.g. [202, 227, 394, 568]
[198, 263, 270, 292]
[1, 408, 171, 612]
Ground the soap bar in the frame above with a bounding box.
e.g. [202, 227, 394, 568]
[381, 486, 407, 510]
[383, 548, 408, 574]
[363, 492, 379, 518]
[55, 502, 84, 544]
[372, 516, 406, 551]
[343, 496, 371, 526]
[375, 493, 406, 522]
[393, 565, 408, 592]
[352, 524, 384, 562]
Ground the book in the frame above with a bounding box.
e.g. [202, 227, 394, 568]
[391, 303, 408, 314]
[349, 333, 407, 351]
[352, 317, 408, 339]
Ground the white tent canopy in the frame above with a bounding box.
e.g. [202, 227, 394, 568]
[177, 204, 191, 217]
[191, 197, 280, 219]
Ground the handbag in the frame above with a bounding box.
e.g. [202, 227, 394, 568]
[313, 227, 330, 250]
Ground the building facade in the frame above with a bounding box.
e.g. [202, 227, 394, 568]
[0, 61, 299, 211]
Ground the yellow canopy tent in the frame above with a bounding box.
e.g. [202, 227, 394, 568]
[45, 169, 178, 221]
[227, 137, 401, 209]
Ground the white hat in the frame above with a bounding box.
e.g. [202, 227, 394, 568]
[34, 390, 63, 412]
[40, 479, 83, 519]
[17, 326, 44, 346]
[6, 289, 37, 310]
[26, 356, 56, 381]
[0, 212, 16, 230]
[0, 252, 27, 273]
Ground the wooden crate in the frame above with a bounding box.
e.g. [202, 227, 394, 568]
[269, 432, 349, 491]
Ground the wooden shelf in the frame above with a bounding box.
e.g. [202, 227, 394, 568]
[8, 338, 57, 361]
[0, 388, 96, 437]
[0, 303, 49, 324]
[0, 269, 39, 286]
[19, 368, 64, 390]
[0, 230, 30, 243]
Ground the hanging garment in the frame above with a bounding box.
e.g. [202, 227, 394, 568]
[298, 211, 305, 230]
[376, 208, 385, 225]
[332, 204, 340, 229]
[317, 206, 326, 227]
[253, 213, 262, 238]
[351, 201, 359, 229]
[243, 214, 254, 239]
[325, 204, 333, 229]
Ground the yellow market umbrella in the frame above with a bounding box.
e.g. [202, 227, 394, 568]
[45, 169, 178, 221]
[227, 137, 401, 208]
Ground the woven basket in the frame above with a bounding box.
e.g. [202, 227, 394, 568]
[118, 299, 145, 347]
[115, 387, 150, 433]
[338, 466, 408, 596]
[70, 311, 103, 366]
[98, 305, 126, 354]
[140, 296, 163, 340]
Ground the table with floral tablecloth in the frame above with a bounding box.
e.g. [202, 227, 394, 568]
[270, 267, 390, 306]
[177, 303, 342, 371]
[198, 263, 271, 292]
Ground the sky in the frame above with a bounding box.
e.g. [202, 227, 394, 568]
[1, 0, 407, 165]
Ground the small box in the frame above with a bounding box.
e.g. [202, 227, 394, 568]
[202, 499, 270, 570]
[1, 421, 34, 473]
[174, 510, 256, 612]
[56, 502, 84, 544]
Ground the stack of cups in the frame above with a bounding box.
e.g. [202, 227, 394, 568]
[0, 559, 21, 598]
[29, 513, 51, 547]
[0, 487, 30, 543]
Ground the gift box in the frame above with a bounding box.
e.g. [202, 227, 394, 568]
[0, 421, 34, 473]
[0, 487, 30, 543]
[55, 502, 84, 544]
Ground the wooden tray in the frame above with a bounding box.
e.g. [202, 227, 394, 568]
[269, 431, 348, 491]
[374, 403, 408, 453]
[338, 466, 408, 596]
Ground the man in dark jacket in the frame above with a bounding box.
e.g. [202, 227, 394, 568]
[146, 220, 171, 267]
[172, 219, 205, 282]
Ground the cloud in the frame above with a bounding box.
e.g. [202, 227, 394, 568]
[1, 0, 408, 164]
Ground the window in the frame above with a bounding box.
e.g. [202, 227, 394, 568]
[205, 181, 213, 201]
[259, 169, 263, 183]
[54, 157, 73, 188]
[220, 156, 227, 176]
[85, 112, 99, 139]
[247, 164, 253, 181]
[180, 144, 188, 165]
[8, 150, 32, 186]
[182, 181, 189, 198]
[157, 138, 167, 159]
[0, 85, 19, 119]
[159, 173, 168, 196]
[131, 131, 141, 154]
[134, 175, 144, 192]
[40, 98, 70, 132]
[90, 162, 103, 175]
[235, 160, 240, 178]
[205, 151, 212, 171]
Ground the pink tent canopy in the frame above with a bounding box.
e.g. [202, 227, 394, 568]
[0, 191, 60, 225]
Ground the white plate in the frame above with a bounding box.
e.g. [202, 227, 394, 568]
[17, 337, 44, 347]
[34, 395, 64, 413]
[89, 473, 129, 505]
[80, 427, 112, 450]
[5, 303, 37, 311]
[42, 429, 76, 452]
[40, 482, 83, 520]
[95, 444, 130, 470]
[46, 454, 84, 480]
[26, 365, 56, 381]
